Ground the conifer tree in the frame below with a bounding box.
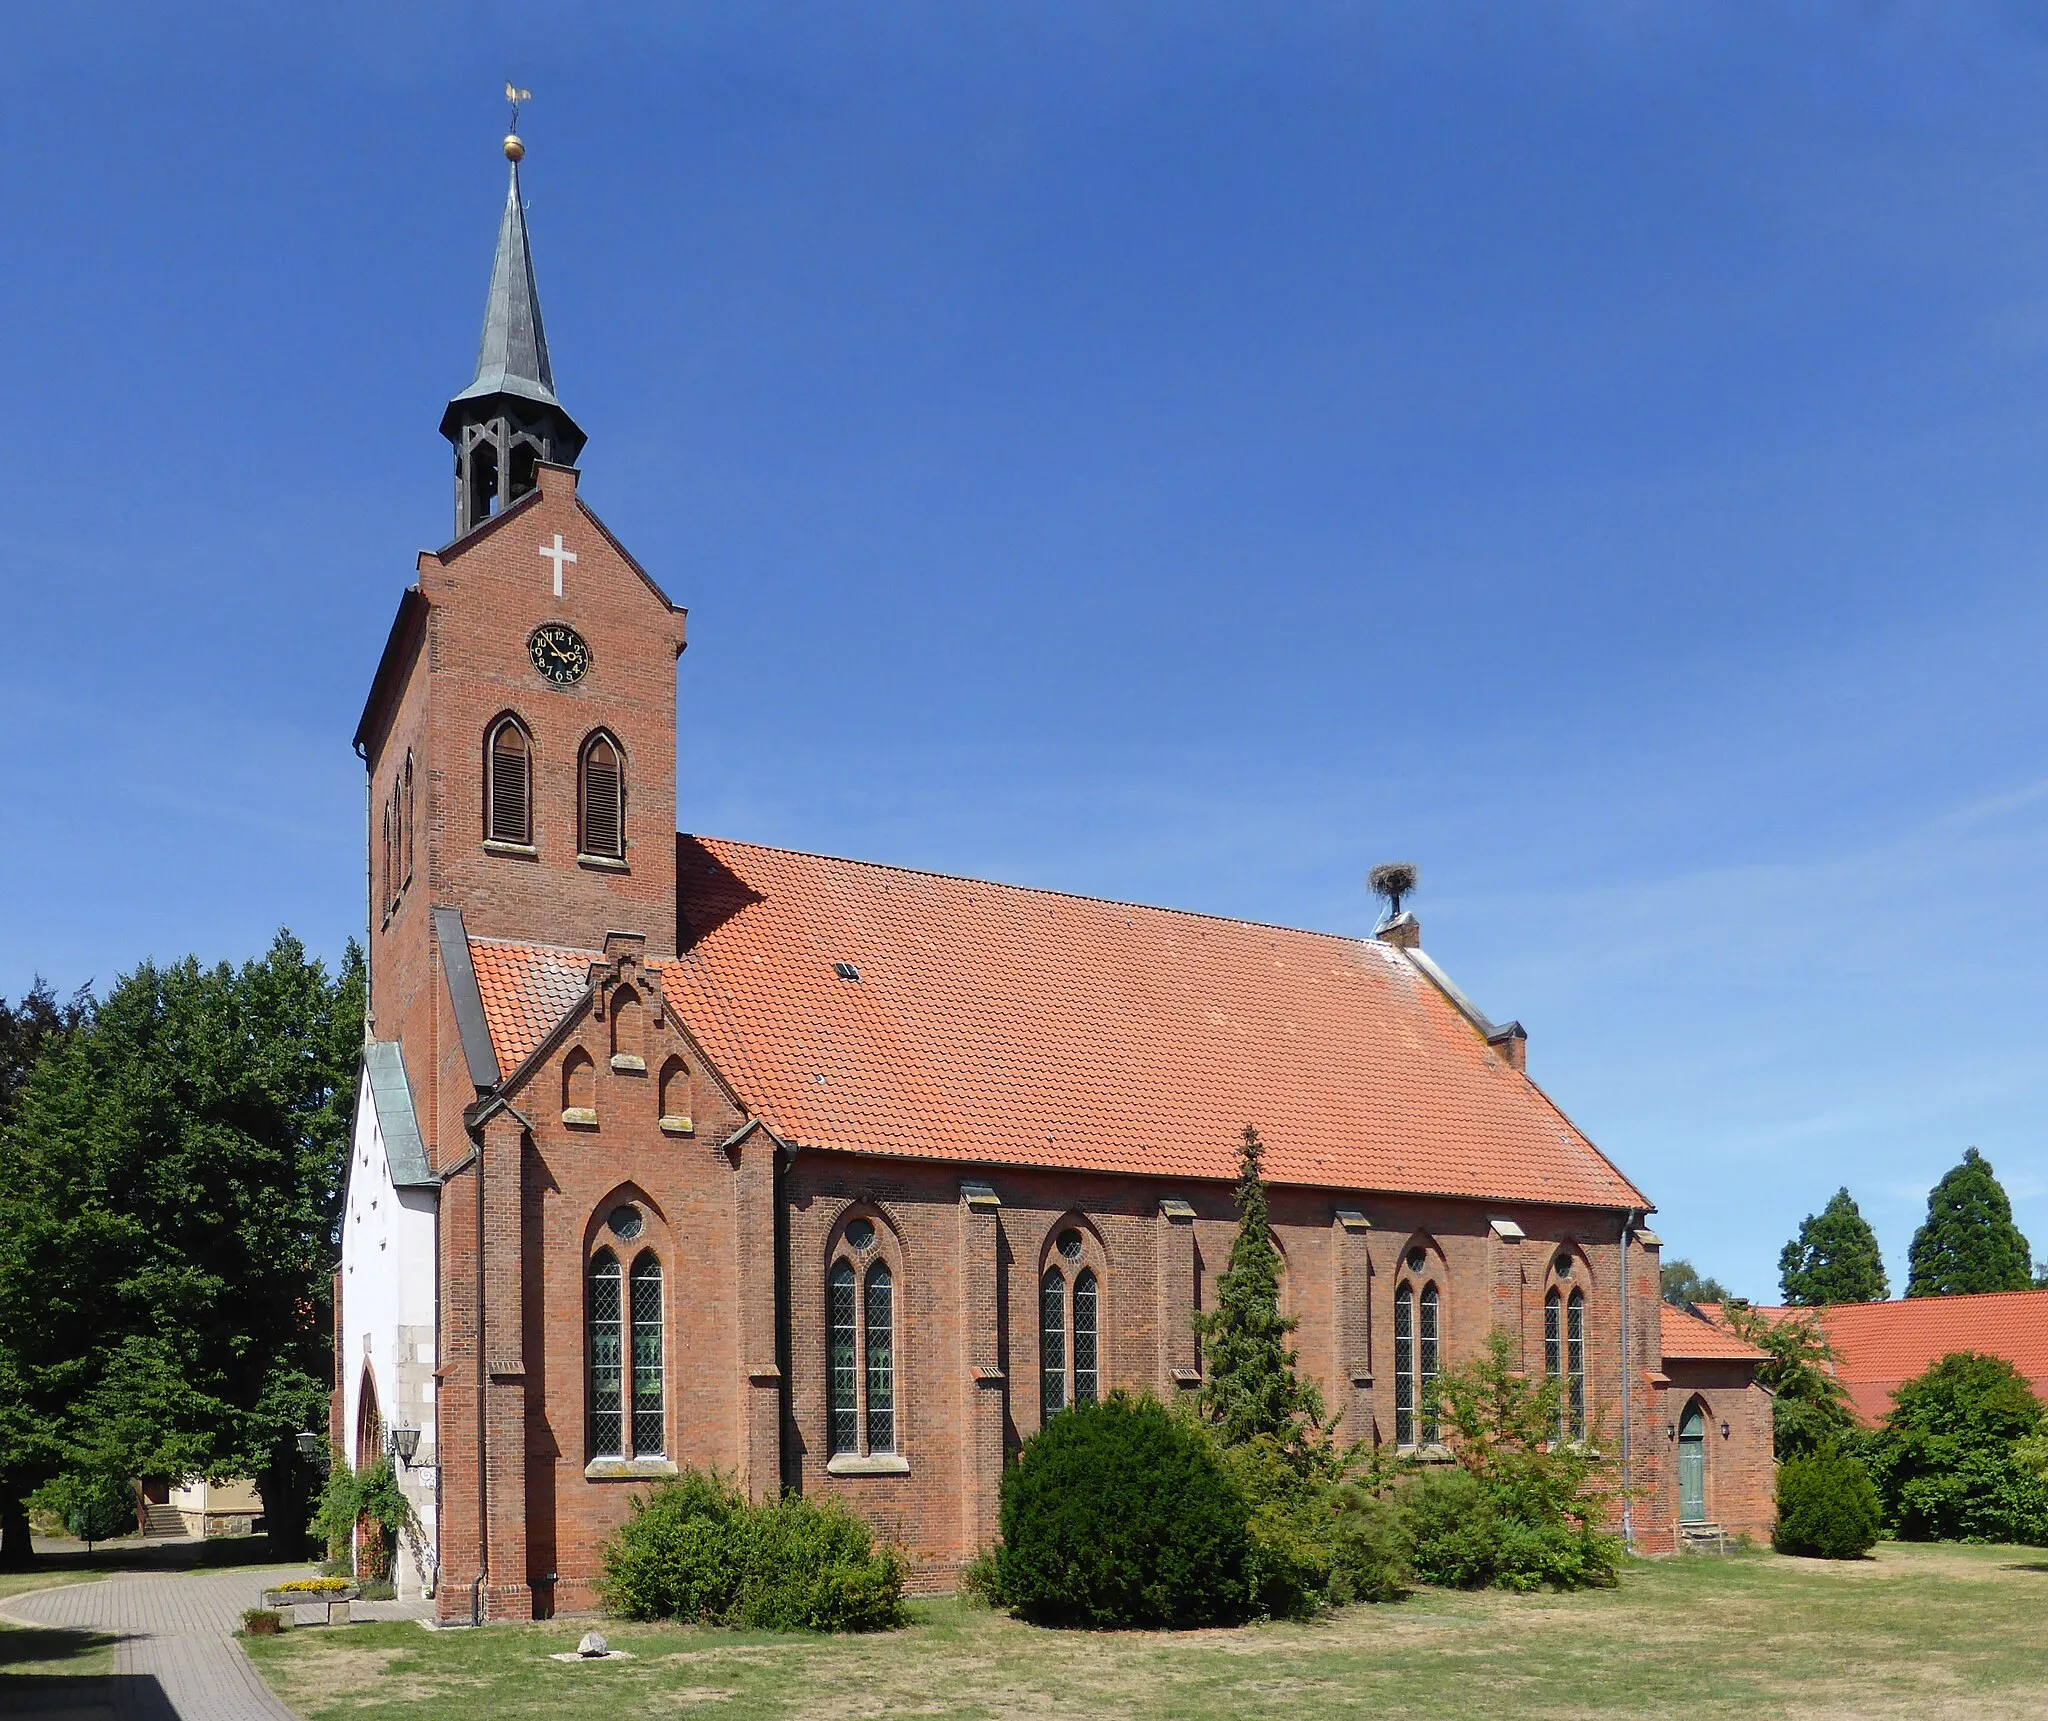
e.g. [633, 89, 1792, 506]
[1197, 1125, 1325, 1450]
[1778, 1187, 1889, 1305]
[1905, 1150, 2034, 1298]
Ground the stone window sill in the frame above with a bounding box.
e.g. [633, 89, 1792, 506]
[659, 1116, 694, 1137]
[825, 1453, 909, 1477]
[561, 1107, 598, 1129]
[585, 1458, 679, 1481]
[578, 853, 629, 873]
[1399, 1443, 1454, 1463]
[484, 839, 538, 859]
[610, 1054, 646, 1073]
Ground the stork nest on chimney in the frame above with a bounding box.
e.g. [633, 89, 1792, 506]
[1368, 862, 1418, 903]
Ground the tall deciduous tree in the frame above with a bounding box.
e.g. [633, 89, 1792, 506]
[1778, 1188, 1889, 1306]
[1719, 1302, 1857, 1461]
[0, 934, 362, 1567]
[0, 980, 94, 1567]
[1661, 1259, 1735, 1306]
[1197, 1126, 1326, 1453]
[1906, 1150, 2033, 1298]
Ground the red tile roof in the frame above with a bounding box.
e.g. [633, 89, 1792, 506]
[470, 938, 591, 1072]
[1660, 1301, 1768, 1362]
[470, 836, 1649, 1208]
[1759, 1290, 2048, 1425]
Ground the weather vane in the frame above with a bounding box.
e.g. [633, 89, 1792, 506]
[504, 83, 532, 162]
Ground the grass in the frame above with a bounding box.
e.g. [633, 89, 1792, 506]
[245, 1541, 2048, 1721]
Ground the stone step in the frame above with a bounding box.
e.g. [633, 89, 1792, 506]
[141, 1501, 188, 1538]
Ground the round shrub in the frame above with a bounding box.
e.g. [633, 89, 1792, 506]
[995, 1394, 1250, 1627]
[1774, 1447, 1881, 1559]
[601, 1470, 749, 1622]
[600, 1468, 906, 1631]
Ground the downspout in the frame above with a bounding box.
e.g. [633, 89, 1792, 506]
[474, 1125, 487, 1626]
[353, 740, 373, 1035]
[1618, 1208, 1636, 1551]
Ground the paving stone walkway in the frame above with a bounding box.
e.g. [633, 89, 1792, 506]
[0, 1567, 315, 1721]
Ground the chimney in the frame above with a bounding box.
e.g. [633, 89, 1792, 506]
[1376, 911, 1421, 951]
[1487, 1021, 1528, 1074]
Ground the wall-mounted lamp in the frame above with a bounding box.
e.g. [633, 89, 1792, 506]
[1664, 1423, 1676, 1442]
[1719, 1420, 1731, 1440]
[388, 1426, 424, 1468]
[296, 1431, 331, 1477]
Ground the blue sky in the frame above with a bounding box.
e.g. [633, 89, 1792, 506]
[4, 4, 2046, 1298]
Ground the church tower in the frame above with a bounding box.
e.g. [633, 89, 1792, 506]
[354, 123, 686, 1109]
[440, 135, 587, 536]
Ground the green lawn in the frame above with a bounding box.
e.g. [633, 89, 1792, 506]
[247, 1541, 2048, 1720]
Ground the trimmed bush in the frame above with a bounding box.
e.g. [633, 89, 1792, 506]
[1404, 1468, 1621, 1592]
[1863, 1351, 2048, 1545]
[995, 1394, 1251, 1627]
[1773, 1447, 1880, 1559]
[600, 1469, 905, 1632]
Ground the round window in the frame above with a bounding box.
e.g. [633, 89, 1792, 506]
[844, 1217, 876, 1252]
[1406, 1247, 1427, 1273]
[1554, 1254, 1574, 1279]
[1057, 1228, 1084, 1260]
[608, 1204, 643, 1241]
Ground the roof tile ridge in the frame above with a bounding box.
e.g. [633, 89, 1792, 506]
[685, 831, 1383, 948]
[470, 934, 603, 960]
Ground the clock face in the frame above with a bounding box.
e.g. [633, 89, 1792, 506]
[528, 622, 590, 687]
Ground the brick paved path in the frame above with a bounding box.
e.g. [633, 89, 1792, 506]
[0, 1567, 313, 1721]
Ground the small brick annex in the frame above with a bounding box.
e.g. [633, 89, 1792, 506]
[333, 138, 1773, 1624]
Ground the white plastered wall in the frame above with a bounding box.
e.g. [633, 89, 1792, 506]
[339, 1062, 440, 1597]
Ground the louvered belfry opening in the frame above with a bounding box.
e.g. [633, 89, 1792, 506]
[581, 733, 624, 859]
[488, 719, 531, 845]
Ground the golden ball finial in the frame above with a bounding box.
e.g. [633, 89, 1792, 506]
[503, 133, 525, 162]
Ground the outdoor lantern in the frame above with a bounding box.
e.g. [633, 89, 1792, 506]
[390, 1426, 423, 1467]
[1665, 1423, 1676, 1442]
[1720, 1420, 1731, 1439]
[295, 1431, 318, 1459]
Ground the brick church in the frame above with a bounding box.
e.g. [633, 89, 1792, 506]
[335, 133, 1773, 1623]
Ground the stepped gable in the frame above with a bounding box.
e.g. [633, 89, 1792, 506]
[468, 836, 1646, 1209]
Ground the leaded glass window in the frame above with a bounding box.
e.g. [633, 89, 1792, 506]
[1545, 1286, 1563, 1434]
[1419, 1283, 1440, 1445]
[829, 1260, 858, 1455]
[1566, 1289, 1586, 1440]
[1073, 1269, 1099, 1406]
[1393, 1283, 1414, 1448]
[864, 1263, 895, 1454]
[631, 1253, 664, 1458]
[588, 1251, 623, 1457]
[1040, 1268, 1066, 1423]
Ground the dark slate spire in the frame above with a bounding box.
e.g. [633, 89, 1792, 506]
[440, 135, 587, 539]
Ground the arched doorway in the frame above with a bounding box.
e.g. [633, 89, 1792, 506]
[1678, 1401, 1708, 1525]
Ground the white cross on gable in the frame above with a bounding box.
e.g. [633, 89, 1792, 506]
[539, 532, 578, 598]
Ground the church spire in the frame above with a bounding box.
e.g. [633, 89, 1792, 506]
[440, 113, 587, 539]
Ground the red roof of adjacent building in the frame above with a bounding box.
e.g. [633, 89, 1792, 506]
[466, 835, 1649, 1208]
[1661, 1301, 1768, 1362]
[1759, 1290, 2048, 1425]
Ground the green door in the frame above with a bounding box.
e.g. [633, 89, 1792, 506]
[1678, 1404, 1707, 1523]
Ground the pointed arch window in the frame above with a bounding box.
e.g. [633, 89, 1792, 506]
[487, 717, 532, 847]
[827, 1218, 903, 1461]
[1394, 1274, 1442, 1449]
[588, 1250, 624, 1457]
[864, 1263, 895, 1455]
[1565, 1288, 1586, 1440]
[630, 1252, 665, 1458]
[402, 751, 415, 885]
[1038, 1228, 1104, 1425]
[1040, 1268, 1066, 1422]
[380, 801, 392, 925]
[580, 732, 625, 860]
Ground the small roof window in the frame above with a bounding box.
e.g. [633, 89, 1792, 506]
[833, 962, 860, 982]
